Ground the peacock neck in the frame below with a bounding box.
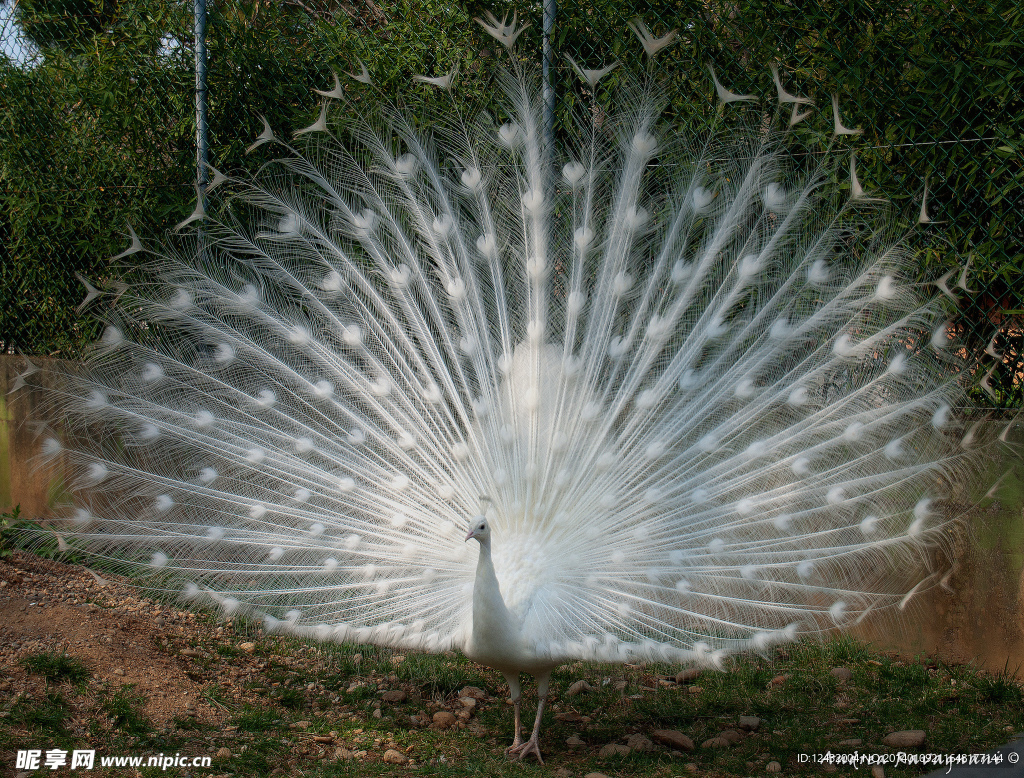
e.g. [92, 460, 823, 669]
[472, 537, 517, 642]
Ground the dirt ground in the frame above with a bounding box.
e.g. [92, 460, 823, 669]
[0, 551, 252, 729]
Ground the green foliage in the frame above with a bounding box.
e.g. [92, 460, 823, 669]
[0, 505, 20, 559]
[14, 0, 123, 52]
[0, 0, 493, 358]
[1, 0, 1021, 402]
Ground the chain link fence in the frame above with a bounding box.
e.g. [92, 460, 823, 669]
[2, 0, 1021, 406]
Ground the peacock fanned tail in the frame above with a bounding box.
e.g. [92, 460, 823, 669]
[39, 43, 982, 666]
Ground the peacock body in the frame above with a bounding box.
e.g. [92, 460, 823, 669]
[36, 15, 982, 760]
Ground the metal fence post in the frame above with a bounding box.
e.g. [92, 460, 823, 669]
[194, 0, 209, 196]
[542, 0, 556, 155]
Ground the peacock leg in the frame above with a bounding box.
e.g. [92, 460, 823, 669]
[506, 672, 550, 764]
[507, 699, 523, 751]
[502, 672, 523, 753]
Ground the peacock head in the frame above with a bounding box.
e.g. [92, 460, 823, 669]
[465, 516, 490, 544]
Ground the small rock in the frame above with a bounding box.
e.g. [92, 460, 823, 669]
[383, 749, 408, 765]
[830, 667, 853, 682]
[651, 729, 695, 752]
[882, 729, 925, 747]
[738, 715, 761, 731]
[432, 711, 457, 730]
[372, 708, 383, 719]
[459, 696, 477, 710]
[702, 736, 731, 748]
[567, 679, 595, 695]
[352, 653, 362, 665]
[215, 747, 232, 759]
[460, 686, 487, 699]
[625, 733, 653, 752]
[684, 764, 698, 774]
[871, 767, 886, 778]
[238, 642, 256, 653]
[613, 679, 628, 691]
[676, 667, 701, 684]
[766, 761, 782, 773]
[598, 743, 631, 758]
[839, 738, 863, 746]
[113, 668, 125, 676]
[292, 720, 310, 729]
[584, 773, 611, 778]
[381, 690, 407, 703]
[554, 769, 572, 778]
[333, 747, 354, 760]
[566, 734, 585, 747]
[719, 729, 744, 744]
[771, 674, 790, 686]
[687, 685, 703, 694]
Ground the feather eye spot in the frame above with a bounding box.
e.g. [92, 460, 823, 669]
[84, 458, 108, 483]
[498, 122, 521, 147]
[563, 161, 585, 186]
[461, 167, 482, 190]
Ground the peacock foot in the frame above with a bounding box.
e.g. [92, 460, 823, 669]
[506, 736, 543, 764]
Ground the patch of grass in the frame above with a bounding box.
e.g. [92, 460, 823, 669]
[273, 686, 307, 709]
[100, 684, 153, 735]
[395, 653, 490, 698]
[825, 634, 875, 664]
[10, 692, 71, 737]
[21, 650, 90, 685]
[880, 659, 933, 690]
[971, 669, 1024, 704]
[220, 742, 274, 776]
[231, 705, 285, 732]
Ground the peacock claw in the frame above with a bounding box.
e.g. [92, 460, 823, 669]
[506, 737, 543, 764]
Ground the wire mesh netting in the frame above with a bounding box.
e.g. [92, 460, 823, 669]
[1, 0, 1021, 406]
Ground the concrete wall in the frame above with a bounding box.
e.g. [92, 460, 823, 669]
[853, 464, 1024, 675]
[1, 354, 1021, 674]
[0, 355, 67, 519]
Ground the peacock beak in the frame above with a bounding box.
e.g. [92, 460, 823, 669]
[465, 529, 475, 542]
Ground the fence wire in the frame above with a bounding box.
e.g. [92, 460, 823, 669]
[1, 0, 1021, 407]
